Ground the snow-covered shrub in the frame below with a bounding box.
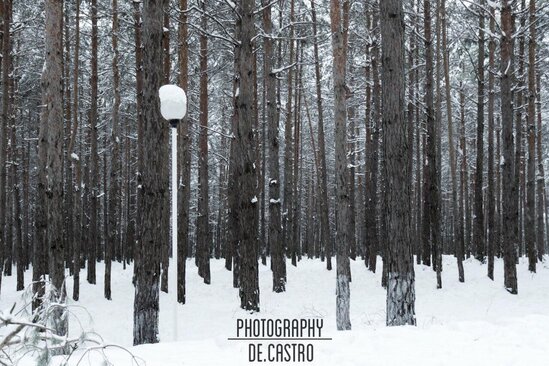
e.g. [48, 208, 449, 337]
[0, 280, 138, 366]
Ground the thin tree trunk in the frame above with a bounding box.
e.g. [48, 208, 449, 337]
[133, 0, 144, 285]
[70, 0, 81, 301]
[367, 9, 380, 273]
[487, 3, 496, 280]
[88, 0, 99, 285]
[106, 0, 122, 300]
[283, 0, 295, 263]
[177, 0, 189, 304]
[473, 1, 485, 263]
[0, 0, 11, 290]
[442, 0, 463, 282]
[263, 0, 285, 292]
[516, 0, 526, 258]
[434, 0, 443, 288]
[311, 0, 332, 271]
[197, 0, 211, 284]
[525, 0, 537, 272]
[535, 71, 546, 260]
[160, 2, 170, 294]
[423, 0, 438, 270]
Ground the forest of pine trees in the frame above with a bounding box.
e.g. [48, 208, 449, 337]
[0, 0, 547, 348]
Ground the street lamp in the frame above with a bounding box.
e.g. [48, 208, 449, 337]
[159, 84, 187, 341]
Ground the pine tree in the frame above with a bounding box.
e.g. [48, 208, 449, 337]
[133, 0, 168, 345]
[382, 0, 416, 326]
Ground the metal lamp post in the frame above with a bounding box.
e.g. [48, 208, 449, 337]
[159, 84, 187, 341]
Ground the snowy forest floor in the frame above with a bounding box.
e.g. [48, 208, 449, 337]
[3, 255, 549, 365]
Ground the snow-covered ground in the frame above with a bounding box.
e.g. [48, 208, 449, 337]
[3, 255, 549, 365]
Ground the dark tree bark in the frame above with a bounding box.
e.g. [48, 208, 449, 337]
[500, 0, 518, 294]
[177, 0, 189, 304]
[330, 0, 351, 331]
[106, 0, 122, 301]
[197, 0, 211, 284]
[263, 0, 285, 292]
[458, 79, 466, 281]
[434, 0, 442, 288]
[367, 9, 380, 273]
[487, 3, 496, 280]
[291, 39, 302, 267]
[160, 2, 170, 295]
[381, 0, 416, 326]
[87, 0, 99, 285]
[311, 0, 332, 271]
[0, 0, 11, 291]
[535, 70, 546, 260]
[34, 71, 48, 311]
[473, 1, 486, 263]
[63, 0, 73, 276]
[525, 0, 537, 272]
[422, 0, 440, 275]
[133, 0, 144, 285]
[236, 0, 259, 312]
[442, 0, 463, 282]
[283, 0, 295, 264]
[516, 0, 526, 257]
[43, 0, 67, 337]
[133, 0, 168, 345]
[70, 0, 81, 301]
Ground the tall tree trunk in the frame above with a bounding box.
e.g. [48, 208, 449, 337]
[283, 0, 295, 263]
[236, 0, 259, 312]
[43, 0, 67, 337]
[367, 9, 380, 273]
[133, 0, 144, 285]
[516, 0, 526, 257]
[88, 0, 99, 285]
[3, 0, 13, 278]
[535, 71, 546, 260]
[311, 0, 332, 271]
[347, 37, 357, 262]
[160, 2, 170, 294]
[177, 0, 189, 304]
[434, 0, 442, 288]
[0, 0, 11, 291]
[330, 0, 351, 331]
[422, 0, 438, 270]
[363, 7, 372, 267]
[70, 0, 81, 301]
[197, 0, 211, 284]
[473, 1, 485, 263]
[11, 58, 23, 290]
[34, 74, 48, 311]
[133, 0, 168, 345]
[496, 121, 502, 258]
[291, 39, 302, 267]
[106, 0, 122, 300]
[500, 0, 518, 294]
[63, 0, 73, 275]
[442, 0, 463, 282]
[381, 0, 416, 327]
[263, 0, 285, 292]
[525, 0, 537, 272]
[459, 79, 467, 281]
[487, 3, 496, 280]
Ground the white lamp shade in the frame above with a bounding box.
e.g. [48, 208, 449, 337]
[159, 84, 187, 120]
